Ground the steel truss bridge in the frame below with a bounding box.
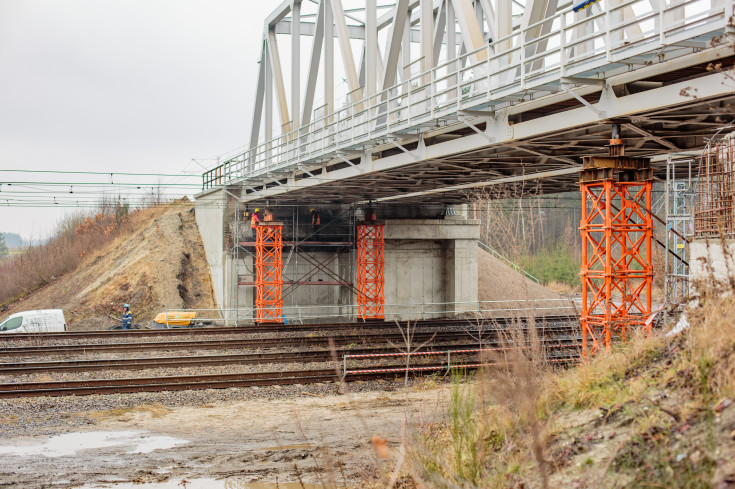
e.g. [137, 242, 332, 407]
[201, 0, 735, 205]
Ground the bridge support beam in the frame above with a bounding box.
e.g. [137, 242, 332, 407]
[579, 137, 653, 357]
[256, 223, 284, 323]
[356, 222, 385, 320]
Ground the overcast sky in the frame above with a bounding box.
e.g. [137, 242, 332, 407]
[0, 0, 279, 239]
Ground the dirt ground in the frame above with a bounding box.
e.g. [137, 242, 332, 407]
[476, 248, 578, 317]
[477, 248, 563, 302]
[2, 199, 216, 329]
[0, 383, 449, 489]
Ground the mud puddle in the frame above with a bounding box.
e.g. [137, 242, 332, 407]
[0, 386, 448, 488]
[0, 430, 187, 457]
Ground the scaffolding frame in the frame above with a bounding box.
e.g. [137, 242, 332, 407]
[230, 203, 357, 324]
[255, 223, 283, 323]
[356, 222, 385, 320]
[695, 135, 735, 238]
[579, 135, 654, 357]
[664, 155, 695, 305]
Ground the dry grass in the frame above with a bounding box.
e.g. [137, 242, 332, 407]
[383, 275, 735, 488]
[542, 280, 578, 295]
[0, 203, 158, 307]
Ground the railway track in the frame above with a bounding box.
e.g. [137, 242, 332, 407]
[0, 316, 582, 398]
[0, 357, 580, 398]
[1, 339, 582, 374]
[0, 324, 580, 357]
[0, 315, 577, 342]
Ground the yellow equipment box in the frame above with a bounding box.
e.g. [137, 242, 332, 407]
[154, 311, 197, 326]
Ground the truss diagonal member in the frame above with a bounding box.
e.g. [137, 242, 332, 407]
[301, 0, 326, 127]
[335, 152, 359, 166]
[332, 0, 362, 104]
[380, 0, 410, 92]
[622, 123, 680, 151]
[561, 82, 606, 118]
[510, 145, 577, 165]
[266, 30, 292, 133]
[458, 116, 494, 142]
[451, 0, 488, 63]
[387, 136, 423, 161]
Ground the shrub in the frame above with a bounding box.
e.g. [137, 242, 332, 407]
[0, 201, 143, 306]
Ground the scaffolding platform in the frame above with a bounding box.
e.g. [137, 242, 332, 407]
[238, 280, 353, 286]
[238, 241, 352, 247]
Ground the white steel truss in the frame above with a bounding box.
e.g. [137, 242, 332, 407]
[203, 0, 735, 203]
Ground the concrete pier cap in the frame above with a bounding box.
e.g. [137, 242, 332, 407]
[194, 189, 480, 324]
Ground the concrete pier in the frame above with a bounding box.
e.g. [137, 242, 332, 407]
[194, 190, 479, 323]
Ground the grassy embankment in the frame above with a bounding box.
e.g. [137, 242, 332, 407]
[364, 275, 735, 488]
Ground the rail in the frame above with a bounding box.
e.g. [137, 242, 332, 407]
[203, 0, 732, 189]
[343, 345, 580, 376]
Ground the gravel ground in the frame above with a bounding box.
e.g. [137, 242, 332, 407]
[0, 376, 432, 438]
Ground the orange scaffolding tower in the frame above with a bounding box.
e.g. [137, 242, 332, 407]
[580, 139, 653, 357]
[255, 222, 283, 323]
[356, 222, 385, 320]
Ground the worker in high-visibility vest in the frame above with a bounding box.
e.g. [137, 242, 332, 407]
[250, 208, 261, 238]
[310, 208, 320, 232]
[121, 304, 133, 330]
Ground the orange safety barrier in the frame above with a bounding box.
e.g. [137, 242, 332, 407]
[356, 223, 385, 320]
[580, 179, 653, 357]
[255, 223, 283, 323]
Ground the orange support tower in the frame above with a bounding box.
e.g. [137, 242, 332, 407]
[356, 222, 385, 320]
[255, 222, 283, 323]
[580, 136, 653, 357]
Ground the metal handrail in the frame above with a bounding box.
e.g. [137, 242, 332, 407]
[202, 0, 730, 189]
[478, 241, 541, 284]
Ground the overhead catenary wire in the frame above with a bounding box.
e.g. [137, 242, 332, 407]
[0, 169, 200, 177]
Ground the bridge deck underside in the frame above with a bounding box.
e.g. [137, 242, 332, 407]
[240, 57, 735, 205]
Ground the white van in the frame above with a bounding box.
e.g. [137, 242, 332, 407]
[0, 309, 67, 334]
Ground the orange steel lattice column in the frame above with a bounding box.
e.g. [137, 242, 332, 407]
[255, 223, 283, 323]
[580, 135, 653, 357]
[356, 223, 385, 319]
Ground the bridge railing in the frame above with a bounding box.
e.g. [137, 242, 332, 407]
[202, 0, 730, 190]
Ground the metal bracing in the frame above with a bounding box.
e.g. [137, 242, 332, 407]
[580, 178, 654, 357]
[579, 137, 654, 357]
[231, 205, 358, 322]
[356, 223, 385, 319]
[255, 223, 284, 323]
[695, 134, 735, 238]
[203, 0, 735, 208]
[664, 154, 695, 305]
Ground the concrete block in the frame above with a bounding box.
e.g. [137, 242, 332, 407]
[689, 238, 735, 293]
[195, 189, 225, 309]
[384, 219, 480, 240]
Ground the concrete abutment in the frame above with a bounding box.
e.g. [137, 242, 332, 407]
[194, 190, 479, 324]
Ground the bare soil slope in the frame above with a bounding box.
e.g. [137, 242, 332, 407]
[478, 248, 564, 301]
[2, 199, 216, 330]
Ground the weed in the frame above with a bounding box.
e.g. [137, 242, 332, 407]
[0, 202, 156, 307]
